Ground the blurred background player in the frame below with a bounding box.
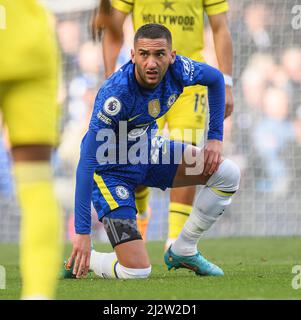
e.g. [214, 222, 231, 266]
[91, 0, 234, 245]
[0, 0, 62, 299]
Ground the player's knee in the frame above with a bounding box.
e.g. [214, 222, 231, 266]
[122, 258, 150, 270]
[221, 159, 241, 191]
[118, 264, 152, 279]
[207, 158, 240, 192]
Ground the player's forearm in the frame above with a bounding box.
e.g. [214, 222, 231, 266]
[206, 69, 225, 141]
[209, 13, 233, 76]
[75, 164, 93, 234]
[175, 56, 225, 140]
[212, 27, 233, 76]
[195, 64, 225, 141]
[102, 30, 124, 78]
[74, 130, 99, 234]
[102, 6, 127, 78]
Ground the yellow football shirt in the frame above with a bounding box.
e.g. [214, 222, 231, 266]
[0, 0, 60, 146]
[112, 0, 229, 62]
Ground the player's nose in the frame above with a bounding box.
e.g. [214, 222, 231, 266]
[146, 57, 158, 69]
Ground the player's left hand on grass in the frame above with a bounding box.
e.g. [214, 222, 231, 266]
[224, 86, 234, 119]
[67, 234, 91, 279]
[203, 139, 223, 176]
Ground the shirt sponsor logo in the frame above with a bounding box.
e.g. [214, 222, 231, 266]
[142, 14, 195, 31]
[148, 99, 161, 118]
[97, 111, 112, 125]
[180, 56, 195, 81]
[115, 186, 129, 200]
[103, 97, 121, 116]
[181, 56, 191, 75]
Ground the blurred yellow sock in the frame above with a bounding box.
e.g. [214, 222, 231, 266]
[135, 187, 151, 241]
[14, 162, 62, 299]
[168, 202, 192, 240]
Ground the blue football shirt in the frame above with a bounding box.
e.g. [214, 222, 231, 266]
[75, 55, 225, 233]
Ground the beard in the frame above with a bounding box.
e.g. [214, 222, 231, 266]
[135, 64, 166, 89]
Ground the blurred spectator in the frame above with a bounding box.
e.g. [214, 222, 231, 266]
[57, 20, 81, 85]
[57, 20, 80, 56]
[244, 3, 271, 51]
[241, 63, 267, 112]
[252, 87, 295, 194]
[78, 41, 104, 75]
[281, 48, 301, 120]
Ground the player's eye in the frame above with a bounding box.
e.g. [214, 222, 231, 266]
[140, 52, 148, 57]
[157, 52, 165, 57]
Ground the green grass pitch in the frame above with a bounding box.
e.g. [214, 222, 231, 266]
[1, 237, 301, 300]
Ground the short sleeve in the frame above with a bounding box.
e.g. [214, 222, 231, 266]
[204, 0, 229, 16]
[112, 0, 134, 14]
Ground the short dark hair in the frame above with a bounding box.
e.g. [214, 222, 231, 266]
[134, 24, 172, 47]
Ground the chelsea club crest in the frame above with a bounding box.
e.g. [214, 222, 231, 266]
[167, 94, 178, 108]
[115, 186, 129, 200]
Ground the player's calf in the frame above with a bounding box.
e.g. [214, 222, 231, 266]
[195, 158, 241, 230]
[62, 250, 151, 280]
[73, 206, 151, 280]
[172, 158, 240, 256]
[90, 250, 151, 279]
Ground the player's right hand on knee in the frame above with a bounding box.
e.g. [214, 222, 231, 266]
[67, 234, 91, 279]
[203, 140, 223, 176]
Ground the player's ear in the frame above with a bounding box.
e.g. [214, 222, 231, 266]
[131, 48, 135, 63]
[170, 50, 176, 64]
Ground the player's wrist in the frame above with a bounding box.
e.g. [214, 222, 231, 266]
[75, 229, 91, 235]
[207, 132, 223, 142]
[223, 74, 233, 87]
